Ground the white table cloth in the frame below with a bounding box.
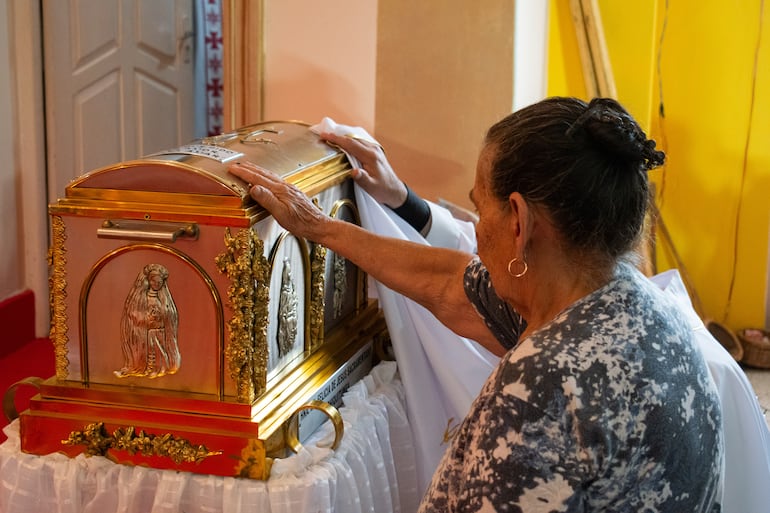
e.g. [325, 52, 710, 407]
[0, 361, 420, 513]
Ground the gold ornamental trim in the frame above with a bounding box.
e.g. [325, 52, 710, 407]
[234, 438, 270, 480]
[328, 198, 359, 223]
[49, 215, 70, 379]
[308, 242, 326, 351]
[215, 228, 270, 402]
[62, 188, 245, 208]
[57, 155, 350, 210]
[63, 422, 222, 464]
[65, 159, 238, 192]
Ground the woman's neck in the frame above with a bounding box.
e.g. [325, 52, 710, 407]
[518, 255, 615, 338]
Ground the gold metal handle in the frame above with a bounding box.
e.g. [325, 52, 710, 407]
[3, 376, 43, 421]
[285, 400, 344, 453]
[240, 128, 281, 144]
[97, 220, 199, 242]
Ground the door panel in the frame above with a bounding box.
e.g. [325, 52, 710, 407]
[71, 0, 119, 66]
[76, 73, 123, 173]
[136, 72, 182, 155]
[44, 0, 195, 202]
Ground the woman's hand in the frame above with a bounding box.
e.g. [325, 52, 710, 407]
[229, 159, 496, 352]
[321, 132, 408, 208]
[228, 161, 333, 243]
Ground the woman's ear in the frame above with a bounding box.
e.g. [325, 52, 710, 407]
[508, 192, 531, 249]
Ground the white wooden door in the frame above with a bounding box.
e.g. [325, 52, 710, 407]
[43, 0, 195, 202]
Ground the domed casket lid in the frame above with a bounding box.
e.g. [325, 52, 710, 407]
[53, 121, 348, 224]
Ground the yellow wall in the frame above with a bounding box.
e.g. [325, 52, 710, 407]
[548, 0, 770, 333]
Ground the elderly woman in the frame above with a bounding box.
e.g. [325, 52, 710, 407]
[230, 97, 723, 512]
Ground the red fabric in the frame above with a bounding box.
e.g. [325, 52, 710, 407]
[0, 338, 55, 442]
[0, 289, 36, 359]
[0, 290, 54, 442]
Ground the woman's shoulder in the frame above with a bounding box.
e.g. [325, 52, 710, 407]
[557, 261, 685, 336]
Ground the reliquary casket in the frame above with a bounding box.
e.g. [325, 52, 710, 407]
[14, 121, 388, 479]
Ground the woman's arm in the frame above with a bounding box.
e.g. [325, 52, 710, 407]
[229, 162, 505, 355]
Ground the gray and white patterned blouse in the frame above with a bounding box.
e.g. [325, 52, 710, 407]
[418, 258, 723, 513]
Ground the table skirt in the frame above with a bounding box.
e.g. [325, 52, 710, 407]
[0, 361, 420, 513]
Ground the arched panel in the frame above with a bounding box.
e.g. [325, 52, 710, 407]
[325, 198, 366, 331]
[79, 243, 225, 398]
[266, 232, 310, 380]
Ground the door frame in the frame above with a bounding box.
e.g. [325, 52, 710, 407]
[222, 0, 264, 129]
[11, 0, 48, 336]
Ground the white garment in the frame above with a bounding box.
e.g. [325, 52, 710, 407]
[310, 117, 380, 170]
[354, 189, 496, 495]
[310, 117, 490, 494]
[650, 270, 770, 513]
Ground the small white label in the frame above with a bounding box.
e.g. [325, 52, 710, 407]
[151, 144, 244, 163]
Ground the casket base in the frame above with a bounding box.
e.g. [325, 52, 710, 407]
[16, 303, 387, 480]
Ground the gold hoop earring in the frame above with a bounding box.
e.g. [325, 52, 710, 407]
[507, 257, 528, 278]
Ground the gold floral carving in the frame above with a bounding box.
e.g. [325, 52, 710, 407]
[48, 215, 69, 379]
[63, 422, 222, 464]
[234, 438, 270, 479]
[215, 227, 269, 402]
[308, 242, 326, 350]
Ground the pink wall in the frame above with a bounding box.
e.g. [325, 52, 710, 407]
[262, 1, 378, 132]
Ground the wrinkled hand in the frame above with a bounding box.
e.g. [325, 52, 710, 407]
[321, 132, 408, 208]
[228, 161, 332, 242]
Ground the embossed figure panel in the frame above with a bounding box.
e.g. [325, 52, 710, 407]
[324, 192, 365, 332]
[266, 234, 308, 379]
[84, 246, 221, 395]
[277, 259, 299, 358]
[115, 263, 180, 379]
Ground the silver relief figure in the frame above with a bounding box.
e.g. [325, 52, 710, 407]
[115, 264, 181, 378]
[277, 259, 298, 357]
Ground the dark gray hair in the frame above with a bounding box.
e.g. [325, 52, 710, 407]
[485, 96, 665, 264]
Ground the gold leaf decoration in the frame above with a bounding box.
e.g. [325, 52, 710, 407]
[215, 227, 269, 402]
[48, 215, 69, 379]
[234, 438, 269, 479]
[63, 422, 222, 465]
[308, 242, 326, 350]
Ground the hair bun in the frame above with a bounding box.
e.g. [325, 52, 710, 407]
[566, 98, 665, 171]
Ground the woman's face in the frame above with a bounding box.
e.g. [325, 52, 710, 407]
[470, 145, 516, 300]
[148, 271, 164, 291]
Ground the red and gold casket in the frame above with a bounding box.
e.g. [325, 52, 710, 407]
[14, 122, 387, 479]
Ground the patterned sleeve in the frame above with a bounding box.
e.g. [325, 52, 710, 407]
[463, 257, 525, 350]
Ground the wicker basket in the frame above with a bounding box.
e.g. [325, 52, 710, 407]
[737, 328, 770, 369]
[706, 320, 744, 362]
